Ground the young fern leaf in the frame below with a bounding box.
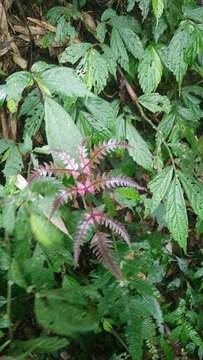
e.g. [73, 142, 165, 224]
[51, 149, 80, 178]
[29, 163, 77, 183]
[79, 139, 90, 175]
[50, 189, 72, 219]
[91, 174, 146, 192]
[91, 231, 123, 280]
[101, 214, 131, 247]
[83, 140, 128, 172]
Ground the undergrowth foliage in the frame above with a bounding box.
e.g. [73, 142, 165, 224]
[0, 0, 203, 359]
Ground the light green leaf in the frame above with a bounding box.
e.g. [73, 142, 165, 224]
[119, 28, 144, 60]
[2, 200, 16, 235]
[60, 42, 92, 64]
[12, 336, 69, 354]
[45, 97, 82, 160]
[101, 44, 117, 78]
[149, 166, 173, 212]
[110, 27, 129, 71]
[183, 6, 203, 23]
[127, 0, 136, 12]
[96, 22, 107, 43]
[178, 171, 203, 219]
[126, 122, 152, 170]
[165, 176, 188, 251]
[3, 145, 23, 177]
[152, 0, 164, 19]
[138, 93, 171, 113]
[85, 96, 116, 133]
[6, 71, 32, 102]
[89, 49, 109, 93]
[101, 8, 117, 22]
[167, 21, 197, 87]
[138, 46, 162, 93]
[34, 64, 91, 97]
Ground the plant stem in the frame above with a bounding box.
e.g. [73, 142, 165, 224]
[6, 280, 13, 340]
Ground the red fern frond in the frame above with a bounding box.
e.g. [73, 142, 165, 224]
[91, 231, 123, 280]
[28, 163, 53, 183]
[87, 174, 146, 192]
[83, 140, 128, 172]
[101, 214, 131, 247]
[50, 188, 72, 219]
[52, 150, 80, 178]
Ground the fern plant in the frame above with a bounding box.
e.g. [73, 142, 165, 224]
[30, 139, 145, 279]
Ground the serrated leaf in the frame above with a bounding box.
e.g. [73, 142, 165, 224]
[2, 200, 16, 235]
[152, 0, 164, 20]
[89, 49, 109, 93]
[126, 122, 152, 170]
[110, 27, 129, 71]
[60, 42, 92, 64]
[101, 44, 117, 78]
[149, 167, 173, 212]
[3, 145, 23, 177]
[165, 176, 188, 250]
[138, 93, 171, 113]
[85, 96, 116, 133]
[167, 21, 197, 87]
[45, 97, 82, 160]
[101, 8, 117, 22]
[119, 28, 144, 60]
[20, 89, 44, 138]
[138, 46, 162, 93]
[34, 63, 91, 97]
[178, 171, 203, 219]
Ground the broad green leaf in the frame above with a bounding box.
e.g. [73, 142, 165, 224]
[60, 42, 92, 64]
[178, 171, 203, 219]
[6, 71, 32, 102]
[119, 28, 144, 60]
[30, 212, 64, 249]
[35, 288, 99, 335]
[149, 166, 173, 212]
[126, 122, 152, 170]
[2, 200, 16, 235]
[165, 177, 188, 251]
[101, 8, 117, 22]
[44, 97, 82, 160]
[152, 0, 164, 20]
[157, 112, 175, 139]
[167, 21, 197, 87]
[12, 336, 69, 354]
[34, 64, 91, 97]
[127, 0, 136, 12]
[138, 46, 162, 93]
[184, 7, 203, 23]
[20, 89, 44, 138]
[138, 93, 171, 113]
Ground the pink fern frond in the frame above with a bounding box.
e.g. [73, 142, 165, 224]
[50, 188, 72, 219]
[101, 214, 131, 247]
[91, 231, 123, 280]
[87, 174, 146, 192]
[83, 140, 128, 172]
[51, 149, 80, 178]
[79, 139, 90, 175]
[28, 163, 53, 183]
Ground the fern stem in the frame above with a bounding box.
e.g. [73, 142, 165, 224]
[111, 328, 129, 352]
[119, 68, 176, 172]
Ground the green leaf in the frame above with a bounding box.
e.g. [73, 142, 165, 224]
[136, 0, 150, 20]
[101, 44, 117, 78]
[20, 89, 44, 138]
[126, 316, 144, 360]
[110, 27, 129, 71]
[126, 122, 152, 170]
[165, 176, 188, 250]
[183, 7, 203, 23]
[2, 200, 16, 235]
[3, 145, 23, 177]
[12, 336, 69, 354]
[138, 93, 171, 113]
[127, 0, 136, 12]
[178, 171, 203, 219]
[167, 21, 197, 87]
[88, 49, 109, 93]
[35, 288, 98, 336]
[85, 96, 116, 133]
[138, 46, 162, 93]
[152, 0, 164, 20]
[119, 28, 144, 60]
[44, 97, 82, 160]
[33, 63, 91, 97]
[60, 42, 92, 64]
[6, 71, 32, 102]
[96, 22, 107, 43]
[149, 167, 173, 212]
